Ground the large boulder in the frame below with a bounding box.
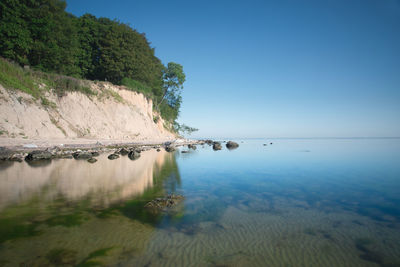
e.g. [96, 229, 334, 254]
[25, 150, 53, 161]
[128, 150, 141, 160]
[226, 141, 239, 149]
[213, 142, 222, 151]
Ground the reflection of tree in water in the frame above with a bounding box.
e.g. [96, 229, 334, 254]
[119, 152, 184, 225]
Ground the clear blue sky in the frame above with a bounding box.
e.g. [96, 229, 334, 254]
[66, 0, 400, 138]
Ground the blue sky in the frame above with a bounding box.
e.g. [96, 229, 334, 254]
[66, 0, 400, 138]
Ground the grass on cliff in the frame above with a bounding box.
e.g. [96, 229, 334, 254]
[121, 77, 154, 99]
[0, 57, 39, 98]
[0, 57, 94, 99]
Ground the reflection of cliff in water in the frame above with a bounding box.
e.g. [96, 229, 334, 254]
[119, 151, 184, 225]
[0, 149, 175, 211]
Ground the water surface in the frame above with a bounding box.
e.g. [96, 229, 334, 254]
[0, 139, 399, 266]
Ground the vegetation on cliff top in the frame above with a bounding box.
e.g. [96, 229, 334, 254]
[0, 0, 189, 128]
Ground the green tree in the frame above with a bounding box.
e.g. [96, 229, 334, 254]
[158, 62, 185, 122]
[0, 0, 32, 65]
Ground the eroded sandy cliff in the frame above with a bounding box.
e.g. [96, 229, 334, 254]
[0, 82, 175, 144]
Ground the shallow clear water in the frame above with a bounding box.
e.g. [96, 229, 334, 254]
[0, 139, 400, 266]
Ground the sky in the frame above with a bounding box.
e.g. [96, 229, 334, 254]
[66, 0, 400, 138]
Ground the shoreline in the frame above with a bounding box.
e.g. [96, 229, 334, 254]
[0, 137, 202, 153]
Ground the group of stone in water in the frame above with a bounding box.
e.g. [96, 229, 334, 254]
[0, 139, 241, 165]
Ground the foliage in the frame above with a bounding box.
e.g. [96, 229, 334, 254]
[121, 77, 153, 98]
[173, 122, 199, 135]
[0, 0, 187, 125]
[0, 57, 93, 98]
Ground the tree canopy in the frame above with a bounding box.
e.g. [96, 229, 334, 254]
[0, 0, 185, 123]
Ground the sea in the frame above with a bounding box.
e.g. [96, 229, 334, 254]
[0, 138, 399, 266]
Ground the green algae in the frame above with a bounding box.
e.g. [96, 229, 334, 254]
[45, 213, 86, 227]
[76, 247, 114, 267]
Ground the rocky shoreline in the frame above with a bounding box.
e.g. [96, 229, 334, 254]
[0, 139, 241, 163]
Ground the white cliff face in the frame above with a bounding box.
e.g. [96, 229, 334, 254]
[0, 82, 175, 142]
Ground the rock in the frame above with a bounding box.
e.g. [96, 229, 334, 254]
[188, 144, 197, 150]
[58, 153, 73, 159]
[226, 141, 239, 149]
[87, 158, 97, 163]
[72, 151, 93, 159]
[181, 150, 189, 153]
[270, 142, 273, 145]
[165, 145, 175, 152]
[156, 148, 161, 152]
[128, 150, 141, 160]
[213, 142, 222, 151]
[108, 153, 119, 160]
[119, 148, 129, 155]
[9, 155, 23, 162]
[0, 148, 13, 161]
[91, 151, 100, 157]
[25, 150, 53, 161]
[204, 140, 213, 146]
[144, 194, 184, 212]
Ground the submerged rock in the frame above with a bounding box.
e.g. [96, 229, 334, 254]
[226, 141, 239, 149]
[181, 150, 189, 153]
[87, 158, 97, 163]
[144, 194, 184, 212]
[72, 151, 93, 159]
[213, 142, 222, 151]
[25, 150, 53, 161]
[128, 150, 141, 160]
[107, 153, 119, 160]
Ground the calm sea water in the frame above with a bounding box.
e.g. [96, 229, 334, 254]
[0, 139, 399, 266]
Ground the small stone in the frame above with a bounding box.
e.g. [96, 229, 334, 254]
[87, 158, 97, 163]
[119, 148, 129, 155]
[108, 153, 119, 160]
[213, 142, 222, 151]
[226, 141, 239, 149]
[128, 150, 140, 160]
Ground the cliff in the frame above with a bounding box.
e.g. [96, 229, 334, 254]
[0, 81, 176, 146]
